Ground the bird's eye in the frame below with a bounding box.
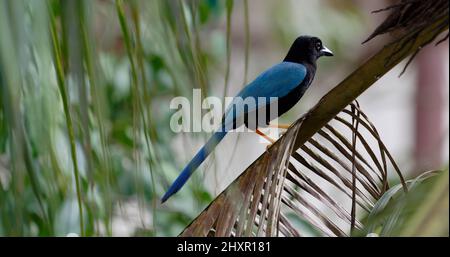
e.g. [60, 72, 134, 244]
[315, 42, 322, 50]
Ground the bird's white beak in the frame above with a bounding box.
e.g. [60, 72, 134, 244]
[320, 46, 334, 57]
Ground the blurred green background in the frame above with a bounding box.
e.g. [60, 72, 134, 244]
[0, 0, 448, 236]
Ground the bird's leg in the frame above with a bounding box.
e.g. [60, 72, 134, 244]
[255, 129, 276, 144]
[268, 123, 291, 130]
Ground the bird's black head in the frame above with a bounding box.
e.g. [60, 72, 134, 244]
[283, 36, 333, 65]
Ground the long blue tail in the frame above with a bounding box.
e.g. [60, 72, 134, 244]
[161, 130, 228, 203]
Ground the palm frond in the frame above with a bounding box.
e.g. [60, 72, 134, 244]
[181, 103, 404, 237]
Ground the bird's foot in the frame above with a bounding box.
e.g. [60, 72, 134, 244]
[268, 123, 291, 130]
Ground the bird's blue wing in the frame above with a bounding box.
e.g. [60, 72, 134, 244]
[161, 62, 306, 203]
[223, 62, 307, 127]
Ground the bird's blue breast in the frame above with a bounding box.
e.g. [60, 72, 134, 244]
[223, 62, 307, 128]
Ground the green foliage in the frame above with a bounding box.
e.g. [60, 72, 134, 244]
[359, 170, 449, 237]
[0, 0, 225, 236]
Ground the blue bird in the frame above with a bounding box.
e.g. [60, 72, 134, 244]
[161, 36, 333, 203]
